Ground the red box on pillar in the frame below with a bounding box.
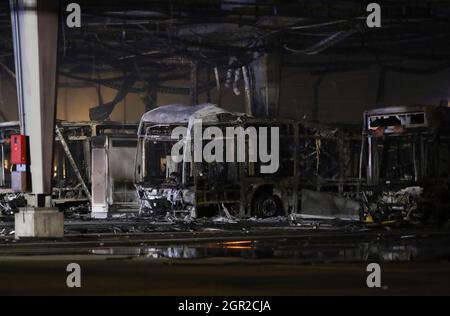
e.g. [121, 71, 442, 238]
[11, 135, 27, 165]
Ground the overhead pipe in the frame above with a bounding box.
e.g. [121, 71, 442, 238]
[283, 29, 358, 55]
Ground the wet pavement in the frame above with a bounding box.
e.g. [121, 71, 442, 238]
[1, 215, 449, 295]
[1, 258, 450, 295]
[1, 215, 450, 263]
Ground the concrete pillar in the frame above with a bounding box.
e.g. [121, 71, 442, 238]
[10, 0, 63, 238]
[250, 53, 281, 117]
[91, 136, 108, 219]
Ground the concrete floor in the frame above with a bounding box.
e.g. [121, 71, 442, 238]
[0, 257, 449, 295]
[0, 219, 449, 295]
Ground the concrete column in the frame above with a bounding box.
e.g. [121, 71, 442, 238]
[10, 0, 63, 238]
[250, 53, 281, 117]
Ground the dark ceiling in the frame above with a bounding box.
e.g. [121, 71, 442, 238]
[1, 0, 450, 111]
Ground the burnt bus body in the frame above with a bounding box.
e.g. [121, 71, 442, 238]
[135, 104, 362, 219]
[296, 121, 362, 220]
[52, 121, 92, 206]
[54, 121, 139, 215]
[0, 121, 94, 212]
[90, 123, 139, 218]
[0, 121, 138, 216]
[360, 105, 450, 223]
[135, 104, 295, 218]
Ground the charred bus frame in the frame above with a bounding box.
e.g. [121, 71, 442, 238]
[0, 121, 139, 216]
[135, 104, 362, 219]
[359, 105, 450, 223]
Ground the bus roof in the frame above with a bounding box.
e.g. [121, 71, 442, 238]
[138, 103, 242, 134]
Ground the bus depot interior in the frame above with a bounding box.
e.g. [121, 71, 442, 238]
[0, 0, 449, 296]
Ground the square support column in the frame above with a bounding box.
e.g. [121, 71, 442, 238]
[10, 0, 62, 237]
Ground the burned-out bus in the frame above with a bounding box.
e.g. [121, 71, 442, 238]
[135, 104, 362, 219]
[359, 105, 450, 223]
[54, 121, 139, 218]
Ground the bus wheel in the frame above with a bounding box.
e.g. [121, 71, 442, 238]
[252, 193, 282, 218]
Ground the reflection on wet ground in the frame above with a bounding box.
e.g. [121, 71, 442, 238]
[1, 215, 450, 263]
[90, 233, 450, 263]
[2, 216, 449, 295]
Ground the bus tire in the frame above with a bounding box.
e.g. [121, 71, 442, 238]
[252, 193, 282, 218]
